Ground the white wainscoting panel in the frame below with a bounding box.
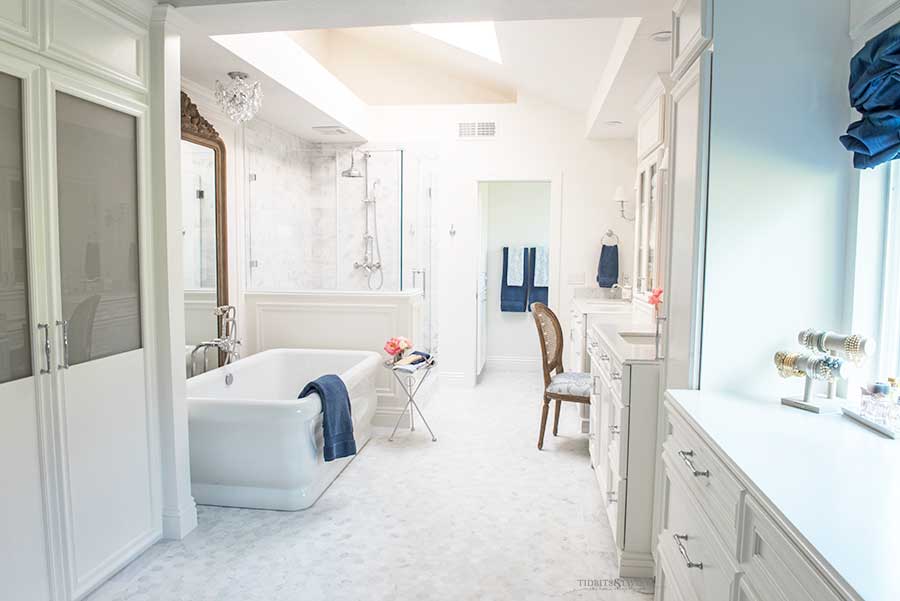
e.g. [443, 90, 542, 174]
[47, 0, 148, 90]
[245, 291, 426, 425]
[0, 0, 39, 50]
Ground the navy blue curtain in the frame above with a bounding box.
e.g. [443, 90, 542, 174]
[840, 22, 900, 169]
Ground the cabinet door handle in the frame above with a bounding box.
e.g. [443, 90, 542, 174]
[673, 534, 703, 570]
[611, 370, 622, 381]
[678, 449, 710, 478]
[56, 320, 70, 369]
[38, 323, 51, 374]
[592, 376, 601, 395]
[609, 425, 620, 436]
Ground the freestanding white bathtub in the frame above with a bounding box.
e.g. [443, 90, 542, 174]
[186, 348, 381, 511]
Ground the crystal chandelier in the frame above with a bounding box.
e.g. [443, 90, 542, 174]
[215, 71, 262, 123]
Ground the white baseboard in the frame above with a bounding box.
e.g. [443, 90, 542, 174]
[485, 356, 541, 371]
[162, 497, 198, 540]
[438, 370, 468, 386]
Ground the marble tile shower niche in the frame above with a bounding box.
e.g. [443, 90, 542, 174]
[244, 122, 433, 297]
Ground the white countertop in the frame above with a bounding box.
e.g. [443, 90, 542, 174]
[667, 389, 900, 601]
[587, 313, 659, 363]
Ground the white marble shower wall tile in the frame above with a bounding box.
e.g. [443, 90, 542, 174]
[243, 121, 406, 292]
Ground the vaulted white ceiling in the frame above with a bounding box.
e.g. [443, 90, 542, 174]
[288, 19, 625, 112]
[177, 0, 671, 141]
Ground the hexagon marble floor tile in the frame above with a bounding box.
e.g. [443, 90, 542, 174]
[86, 369, 654, 601]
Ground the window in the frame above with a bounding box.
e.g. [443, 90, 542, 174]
[853, 160, 900, 379]
[877, 162, 900, 377]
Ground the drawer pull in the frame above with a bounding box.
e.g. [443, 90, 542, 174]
[678, 449, 710, 478]
[607, 491, 617, 504]
[611, 370, 622, 380]
[673, 534, 703, 570]
[599, 353, 610, 361]
[609, 425, 620, 436]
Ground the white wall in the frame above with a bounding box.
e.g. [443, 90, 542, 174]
[699, 0, 852, 400]
[366, 96, 636, 384]
[482, 181, 551, 369]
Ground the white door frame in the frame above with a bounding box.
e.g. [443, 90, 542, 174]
[472, 174, 563, 383]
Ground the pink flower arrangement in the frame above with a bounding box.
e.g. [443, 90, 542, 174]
[648, 288, 664, 313]
[384, 336, 412, 357]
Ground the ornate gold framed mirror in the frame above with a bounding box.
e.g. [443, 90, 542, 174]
[180, 91, 228, 354]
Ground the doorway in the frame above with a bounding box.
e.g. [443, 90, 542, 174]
[475, 181, 552, 381]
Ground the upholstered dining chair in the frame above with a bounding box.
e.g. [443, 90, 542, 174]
[531, 302, 592, 450]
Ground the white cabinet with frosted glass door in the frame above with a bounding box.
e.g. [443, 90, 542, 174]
[632, 75, 670, 302]
[48, 78, 160, 599]
[0, 7, 162, 600]
[0, 55, 55, 601]
[653, 45, 714, 565]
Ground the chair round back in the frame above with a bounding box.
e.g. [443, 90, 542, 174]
[531, 302, 564, 388]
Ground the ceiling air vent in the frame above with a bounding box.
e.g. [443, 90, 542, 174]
[458, 121, 497, 139]
[312, 125, 350, 135]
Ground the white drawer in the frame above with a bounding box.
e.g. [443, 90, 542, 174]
[659, 457, 738, 601]
[607, 391, 629, 480]
[736, 578, 764, 601]
[656, 548, 699, 601]
[606, 475, 627, 550]
[664, 405, 743, 553]
[738, 497, 843, 601]
[588, 390, 600, 467]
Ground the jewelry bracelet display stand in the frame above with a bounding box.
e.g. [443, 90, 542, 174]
[775, 330, 869, 414]
[776, 352, 849, 413]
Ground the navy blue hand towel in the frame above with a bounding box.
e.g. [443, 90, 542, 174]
[501, 246, 528, 312]
[596, 244, 619, 288]
[528, 247, 548, 309]
[299, 374, 356, 462]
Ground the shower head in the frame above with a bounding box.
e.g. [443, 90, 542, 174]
[341, 152, 363, 178]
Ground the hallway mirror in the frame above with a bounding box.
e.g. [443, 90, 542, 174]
[181, 92, 227, 361]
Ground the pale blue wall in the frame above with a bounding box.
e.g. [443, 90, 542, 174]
[700, 0, 852, 399]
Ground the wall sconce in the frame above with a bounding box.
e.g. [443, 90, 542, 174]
[615, 186, 634, 222]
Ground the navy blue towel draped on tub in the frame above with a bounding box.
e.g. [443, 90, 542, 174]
[299, 374, 356, 462]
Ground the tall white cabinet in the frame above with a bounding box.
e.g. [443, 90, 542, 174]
[0, 1, 161, 600]
[654, 0, 714, 569]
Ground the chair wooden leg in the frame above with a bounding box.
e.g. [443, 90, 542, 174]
[538, 396, 551, 449]
[552, 399, 562, 436]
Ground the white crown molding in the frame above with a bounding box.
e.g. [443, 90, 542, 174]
[151, 3, 194, 32]
[850, 0, 900, 44]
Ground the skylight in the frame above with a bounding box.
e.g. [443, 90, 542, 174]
[411, 21, 502, 64]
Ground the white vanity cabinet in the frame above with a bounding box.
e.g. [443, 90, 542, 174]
[658, 390, 881, 601]
[569, 296, 632, 433]
[587, 323, 660, 577]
